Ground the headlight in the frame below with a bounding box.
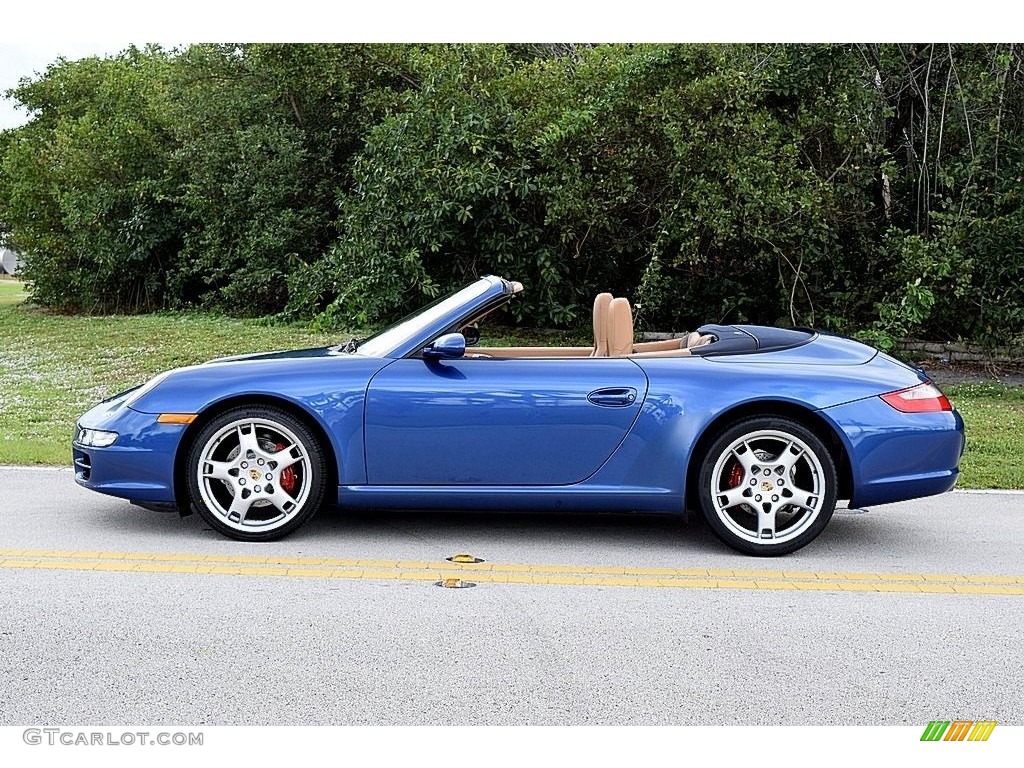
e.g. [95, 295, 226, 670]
[76, 428, 119, 447]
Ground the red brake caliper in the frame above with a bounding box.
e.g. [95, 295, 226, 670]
[275, 442, 296, 494]
[726, 460, 744, 489]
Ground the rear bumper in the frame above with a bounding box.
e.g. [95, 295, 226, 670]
[822, 397, 965, 508]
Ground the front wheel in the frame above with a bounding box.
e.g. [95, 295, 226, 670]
[186, 406, 327, 541]
[697, 417, 837, 556]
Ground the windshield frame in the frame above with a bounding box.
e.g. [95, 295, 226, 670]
[353, 277, 507, 358]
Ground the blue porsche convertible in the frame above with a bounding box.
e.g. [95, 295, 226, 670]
[73, 275, 964, 555]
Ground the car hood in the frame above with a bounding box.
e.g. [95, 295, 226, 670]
[124, 346, 389, 416]
[207, 346, 351, 364]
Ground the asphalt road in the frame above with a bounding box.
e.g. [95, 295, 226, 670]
[0, 466, 1021, 726]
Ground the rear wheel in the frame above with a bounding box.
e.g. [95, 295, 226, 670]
[186, 406, 326, 541]
[697, 417, 837, 556]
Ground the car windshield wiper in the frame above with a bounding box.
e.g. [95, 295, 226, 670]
[339, 337, 364, 354]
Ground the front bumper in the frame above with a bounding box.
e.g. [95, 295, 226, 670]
[73, 395, 186, 504]
[822, 396, 966, 508]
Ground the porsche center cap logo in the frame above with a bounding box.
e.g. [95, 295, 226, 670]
[761, 481, 773, 492]
[249, 469, 262, 481]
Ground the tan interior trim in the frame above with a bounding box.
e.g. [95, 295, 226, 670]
[472, 346, 594, 358]
[628, 348, 693, 358]
[467, 345, 696, 360]
[462, 291, 711, 361]
[633, 338, 685, 352]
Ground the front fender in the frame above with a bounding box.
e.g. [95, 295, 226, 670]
[127, 357, 389, 486]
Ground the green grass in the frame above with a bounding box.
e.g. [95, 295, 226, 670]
[0, 282, 1020, 488]
[0, 277, 27, 306]
[946, 383, 1024, 489]
[0, 285, 338, 465]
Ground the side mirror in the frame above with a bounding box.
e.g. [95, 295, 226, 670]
[422, 332, 466, 360]
[462, 324, 481, 347]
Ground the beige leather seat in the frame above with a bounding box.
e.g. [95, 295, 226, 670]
[473, 292, 711, 359]
[610, 296, 684, 354]
[607, 296, 712, 357]
[591, 292, 613, 357]
[471, 292, 610, 358]
[608, 298, 636, 356]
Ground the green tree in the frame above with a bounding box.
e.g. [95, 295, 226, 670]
[0, 47, 179, 311]
[166, 43, 414, 315]
[2, 43, 1023, 346]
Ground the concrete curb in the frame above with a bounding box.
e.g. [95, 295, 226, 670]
[0, 465, 74, 472]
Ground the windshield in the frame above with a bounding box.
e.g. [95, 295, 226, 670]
[354, 279, 493, 357]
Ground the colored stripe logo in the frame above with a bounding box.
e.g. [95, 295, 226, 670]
[921, 720, 996, 741]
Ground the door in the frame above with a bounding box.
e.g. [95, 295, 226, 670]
[363, 357, 648, 485]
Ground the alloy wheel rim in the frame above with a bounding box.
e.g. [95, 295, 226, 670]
[710, 429, 825, 545]
[196, 418, 312, 532]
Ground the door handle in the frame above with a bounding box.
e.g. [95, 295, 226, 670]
[587, 387, 638, 407]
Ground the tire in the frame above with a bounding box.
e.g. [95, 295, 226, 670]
[697, 417, 837, 556]
[186, 405, 327, 541]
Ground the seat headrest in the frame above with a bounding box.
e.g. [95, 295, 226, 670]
[609, 297, 634, 356]
[592, 292, 613, 357]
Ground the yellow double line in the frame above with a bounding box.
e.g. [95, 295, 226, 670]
[1, 548, 1023, 594]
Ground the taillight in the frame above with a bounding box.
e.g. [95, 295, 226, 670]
[880, 382, 952, 413]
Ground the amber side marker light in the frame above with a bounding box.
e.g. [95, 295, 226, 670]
[157, 413, 198, 425]
[880, 382, 952, 413]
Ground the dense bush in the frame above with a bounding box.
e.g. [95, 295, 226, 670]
[0, 44, 413, 315]
[2, 43, 1023, 345]
[165, 44, 414, 315]
[0, 49, 180, 312]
